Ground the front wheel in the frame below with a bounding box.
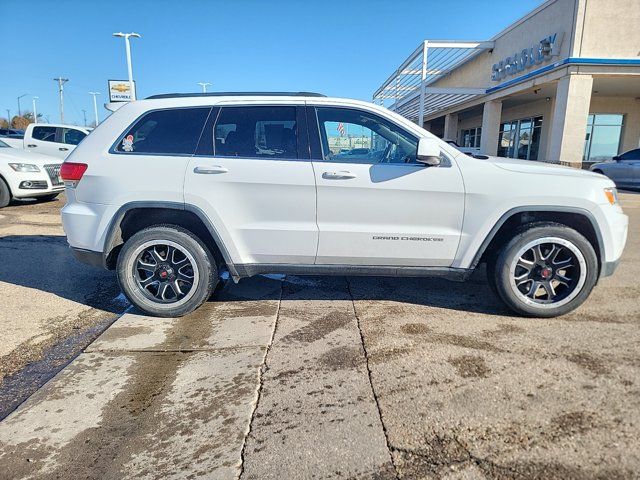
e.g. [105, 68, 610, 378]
[491, 224, 598, 317]
[0, 177, 10, 208]
[117, 225, 218, 317]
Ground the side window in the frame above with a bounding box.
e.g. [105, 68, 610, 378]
[32, 126, 57, 142]
[115, 108, 210, 154]
[315, 107, 417, 164]
[213, 106, 298, 159]
[619, 148, 640, 161]
[62, 128, 86, 146]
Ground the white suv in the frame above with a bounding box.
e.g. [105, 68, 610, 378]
[60, 93, 628, 318]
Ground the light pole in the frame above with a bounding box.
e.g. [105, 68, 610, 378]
[53, 77, 69, 123]
[113, 32, 141, 100]
[82, 109, 87, 126]
[17, 94, 28, 117]
[5, 109, 10, 127]
[32, 97, 39, 124]
[197, 82, 211, 93]
[89, 92, 100, 126]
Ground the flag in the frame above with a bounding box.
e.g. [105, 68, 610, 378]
[337, 122, 345, 136]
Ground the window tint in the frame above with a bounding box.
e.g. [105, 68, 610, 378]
[116, 108, 210, 154]
[62, 128, 86, 145]
[213, 106, 298, 159]
[315, 107, 417, 164]
[32, 126, 57, 142]
[619, 148, 640, 161]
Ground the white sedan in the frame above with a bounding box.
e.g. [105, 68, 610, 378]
[0, 139, 64, 208]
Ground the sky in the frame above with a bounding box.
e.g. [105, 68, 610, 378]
[0, 0, 544, 127]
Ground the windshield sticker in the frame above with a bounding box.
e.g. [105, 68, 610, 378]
[122, 134, 134, 152]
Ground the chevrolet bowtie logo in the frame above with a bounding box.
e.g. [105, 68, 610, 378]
[112, 83, 130, 93]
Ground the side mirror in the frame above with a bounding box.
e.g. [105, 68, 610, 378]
[612, 155, 621, 161]
[416, 137, 441, 166]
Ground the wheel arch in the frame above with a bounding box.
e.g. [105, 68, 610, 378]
[102, 201, 238, 279]
[472, 206, 604, 276]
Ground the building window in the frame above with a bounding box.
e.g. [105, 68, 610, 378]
[460, 127, 481, 148]
[498, 116, 542, 160]
[583, 114, 624, 165]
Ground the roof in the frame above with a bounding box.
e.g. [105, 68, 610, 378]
[146, 92, 326, 100]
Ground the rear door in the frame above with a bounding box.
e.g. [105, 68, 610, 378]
[27, 125, 60, 157]
[309, 105, 465, 267]
[185, 104, 318, 266]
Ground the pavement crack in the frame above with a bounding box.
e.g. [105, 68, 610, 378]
[346, 277, 400, 480]
[238, 279, 283, 479]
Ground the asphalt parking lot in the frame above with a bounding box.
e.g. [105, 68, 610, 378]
[0, 192, 638, 479]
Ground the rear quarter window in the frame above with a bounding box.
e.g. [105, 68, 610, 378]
[32, 126, 57, 142]
[115, 107, 211, 155]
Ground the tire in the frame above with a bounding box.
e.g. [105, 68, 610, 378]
[490, 223, 598, 318]
[0, 177, 10, 208]
[36, 193, 60, 202]
[117, 225, 218, 317]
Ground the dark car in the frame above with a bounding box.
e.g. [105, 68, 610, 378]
[590, 148, 640, 189]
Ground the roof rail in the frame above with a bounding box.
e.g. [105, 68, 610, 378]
[145, 91, 326, 100]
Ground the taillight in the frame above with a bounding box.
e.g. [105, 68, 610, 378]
[60, 162, 88, 185]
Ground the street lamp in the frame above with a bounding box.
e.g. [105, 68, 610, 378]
[17, 93, 28, 117]
[113, 32, 141, 100]
[89, 92, 100, 126]
[197, 82, 212, 93]
[32, 97, 39, 124]
[53, 77, 69, 123]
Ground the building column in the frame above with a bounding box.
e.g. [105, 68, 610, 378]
[547, 74, 593, 167]
[443, 113, 458, 141]
[480, 100, 502, 156]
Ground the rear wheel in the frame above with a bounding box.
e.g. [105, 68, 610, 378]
[0, 178, 10, 208]
[491, 223, 598, 317]
[117, 225, 218, 317]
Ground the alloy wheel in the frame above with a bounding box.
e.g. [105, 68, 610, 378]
[131, 240, 200, 304]
[509, 237, 587, 309]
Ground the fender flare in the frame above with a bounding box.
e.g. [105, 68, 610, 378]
[102, 201, 238, 278]
[469, 205, 605, 272]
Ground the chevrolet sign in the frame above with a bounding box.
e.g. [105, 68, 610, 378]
[108, 80, 136, 102]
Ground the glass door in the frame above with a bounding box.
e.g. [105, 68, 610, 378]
[498, 116, 543, 160]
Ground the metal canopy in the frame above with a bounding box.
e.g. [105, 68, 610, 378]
[373, 40, 493, 124]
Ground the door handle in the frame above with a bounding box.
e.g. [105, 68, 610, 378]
[59, 147, 69, 151]
[27, 144, 37, 148]
[322, 171, 356, 180]
[194, 165, 228, 174]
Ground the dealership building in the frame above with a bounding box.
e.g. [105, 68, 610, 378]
[373, 0, 640, 167]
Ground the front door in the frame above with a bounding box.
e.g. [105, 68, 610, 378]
[310, 106, 465, 267]
[185, 104, 318, 266]
[27, 125, 60, 157]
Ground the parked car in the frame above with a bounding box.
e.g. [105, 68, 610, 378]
[61, 92, 627, 319]
[3, 123, 92, 159]
[0, 128, 25, 138]
[0, 139, 64, 207]
[590, 148, 640, 189]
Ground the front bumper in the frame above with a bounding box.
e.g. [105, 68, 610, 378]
[9, 165, 64, 198]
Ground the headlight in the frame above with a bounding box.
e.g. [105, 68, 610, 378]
[9, 163, 40, 172]
[604, 187, 619, 206]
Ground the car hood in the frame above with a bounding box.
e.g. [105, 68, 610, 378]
[0, 147, 61, 165]
[486, 155, 603, 180]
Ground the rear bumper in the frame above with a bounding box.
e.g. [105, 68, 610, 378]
[70, 246, 104, 268]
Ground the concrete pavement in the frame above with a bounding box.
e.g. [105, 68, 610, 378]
[0, 193, 638, 479]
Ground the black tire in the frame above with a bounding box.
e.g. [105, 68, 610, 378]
[117, 225, 218, 317]
[490, 223, 598, 318]
[36, 193, 60, 202]
[0, 177, 11, 208]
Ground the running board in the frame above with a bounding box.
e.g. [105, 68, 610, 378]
[233, 264, 472, 282]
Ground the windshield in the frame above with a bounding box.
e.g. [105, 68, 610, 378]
[0, 140, 9, 148]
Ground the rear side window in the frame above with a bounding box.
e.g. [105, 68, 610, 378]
[32, 126, 57, 142]
[115, 108, 210, 155]
[62, 128, 86, 145]
[213, 106, 298, 159]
